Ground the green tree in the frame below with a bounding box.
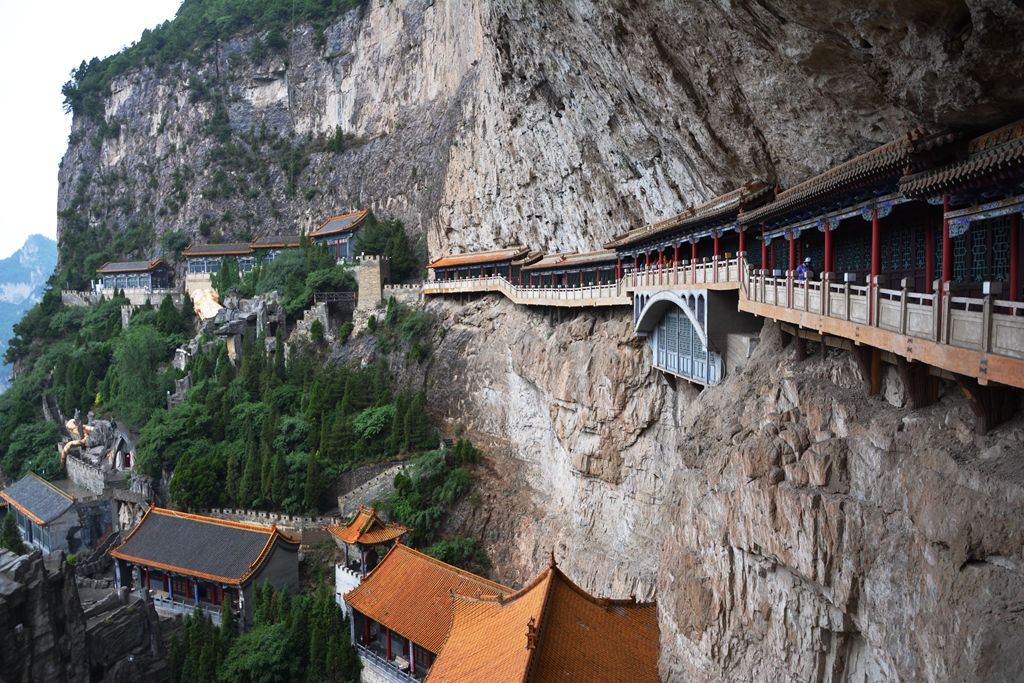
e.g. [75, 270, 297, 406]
[405, 390, 438, 451]
[238, 437, 262, 508]
[107, 323, 172, 429]
[1, 513, 29, 555]
[303, 451, 325, 513]
[156, 294, 184, 336]
[424, 536, 491, 576]
[2, 422, 61, 480]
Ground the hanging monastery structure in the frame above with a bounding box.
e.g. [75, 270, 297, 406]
[426, 119, 1024, 435]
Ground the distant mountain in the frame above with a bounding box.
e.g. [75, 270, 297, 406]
[0, 235, 58, 391]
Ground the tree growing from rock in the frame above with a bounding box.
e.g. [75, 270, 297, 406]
[1, 513, 29, 555]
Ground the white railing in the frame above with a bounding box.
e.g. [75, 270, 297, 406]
[152, 594, 223, 625]
[357, 644, 421, 683]
[745, 268, 1024, 361]
[424, 276, 629, 305]
[624, 256, 742, 290]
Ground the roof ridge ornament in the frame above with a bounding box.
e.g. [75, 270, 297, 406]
[548, 548, 557, 568]
[525, 616, 538, 649]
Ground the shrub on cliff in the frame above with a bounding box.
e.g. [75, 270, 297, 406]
[1, 512, 30, 556]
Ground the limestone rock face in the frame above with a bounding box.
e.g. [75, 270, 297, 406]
[0, 550, 89, 683]
[426, 295, 1024, 683]
[58, 1, 1024, 268]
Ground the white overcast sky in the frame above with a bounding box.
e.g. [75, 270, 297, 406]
[0, 0, 184, 259]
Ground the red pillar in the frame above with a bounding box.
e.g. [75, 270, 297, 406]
[1011, 213, 1021, 302]
[824, 221, 834, 275]
[788, 231, 796, 273]
[714, 231, 721, 258]
[658, 248, 664, 285]
[761, 224, 768, 271]
[409, 640, 416, 675]
[738, 225, 745, 256]
[616, 257, 622, 280]
[184, 577, 190, 599]
[386, 627, 392, 660]
[925, 205, 935, 295]
[871, 208, 882, 324]
[691, 239, 697, 280]
[580, 270, 583, 287]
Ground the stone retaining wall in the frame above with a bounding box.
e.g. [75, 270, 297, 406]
[66, 456, 106, 496]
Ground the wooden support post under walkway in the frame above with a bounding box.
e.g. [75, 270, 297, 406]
[953, 374, 1018, 436]
[896, 356, 937, 410]
[794, 335, 807, 362]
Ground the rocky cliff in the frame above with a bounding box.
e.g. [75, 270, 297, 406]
[426, 294, 1023, 683]
[58, 1, 1024, 275]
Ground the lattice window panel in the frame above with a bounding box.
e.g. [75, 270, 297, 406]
[953, 232, 968, 283]
[933, 221, 943, 281]
[992, 216, 1010, 282]
[853, 234, 864, 270]
[881, 233, 889, 272]
[666, 313, 678, 353]
[971, 220, 989, 282]
[805, 242, 824, 271]
[915, 222, 926, 267]
[679, 314, 693, 356]
[774, 241, 790, 271]
[900, 227, 912, 269]
[747, 245, 762, 269]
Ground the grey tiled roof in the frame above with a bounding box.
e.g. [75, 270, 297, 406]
[96, 259, 167, 273]
[0, 473, 74, 524]
[111, 508, 296, 583]
[182, 243, 253, 256]
[251, 235, 301, 248]
[310, 210, 368, 238]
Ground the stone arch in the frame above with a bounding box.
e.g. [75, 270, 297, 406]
[634, 291, 708, 348]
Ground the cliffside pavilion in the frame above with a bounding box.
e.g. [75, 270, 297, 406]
[111, 506, 300, 626]
[425, 118, 1024, 434]
[327, 504, 410, 577]
[95, 258, 174, 292]
[342, 543, 660, 682]
[309, 208, 369, 261]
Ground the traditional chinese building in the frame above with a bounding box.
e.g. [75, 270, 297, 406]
[0, 473, 112, 556]
[111, 506, 300, 626]
[182, 242, 255, 294]
[343, 543, 660, 682]
[424, 554, 660, 683]
[250, 234, 302, 263]
[427, 247, 531, 282]
[309, 209, 369, 261]
[327, 504, 410, 577]
[95, 258, 174, 292]
[344, 542, 511, 678]
[521, 250, 620, 288]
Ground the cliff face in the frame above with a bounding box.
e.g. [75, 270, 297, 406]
[426, 295, 1024, 683]
[58, 0, 1024, 268]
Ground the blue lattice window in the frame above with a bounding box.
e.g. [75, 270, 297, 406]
[915, 223, 926, 267]
[853, 234, 863, 270]
[992, 216, 1010, 282]
[881, 233, 889, 272]
[901, 227, 912, 269]
[971, 221, 989, 282]
[953, 232, 968, 283]
[934, 222, 944, 281]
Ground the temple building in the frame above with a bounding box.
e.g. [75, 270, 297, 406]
[0, 473, 111, 556]
[424, 554, 660, 683]
[309, 209, 369, 261]
[342, 543, 660, 682]
[95, 258, 174, 292]
[111, 506, 300, 626]
[250, 234, 301, 263]
[183, 242, 256, 275]
[427, 247, 531, 282]
[521, 250, 620, 288]
[327, 504, 410, 577]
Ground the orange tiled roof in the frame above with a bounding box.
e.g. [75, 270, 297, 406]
[427, 247, 530, 270]
[344, 542, 510, 654]
[325, 505, 410, 545]
[901, 119, 1024, 198]
[605, 179, 773, 249]
[425, 557, 660, 683]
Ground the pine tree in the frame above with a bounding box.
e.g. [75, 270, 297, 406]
[225, 453, 241, 506]
[303, 451, 325, 513]
[156, 294, 183, 335]
[238, 436, 262, 508]
[405, 390, 438, 451]
[260, 449, 272, 506]
[273, 327, 286, 382]
[1, 513, 29, 555]
[271, 451, 288, 506]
